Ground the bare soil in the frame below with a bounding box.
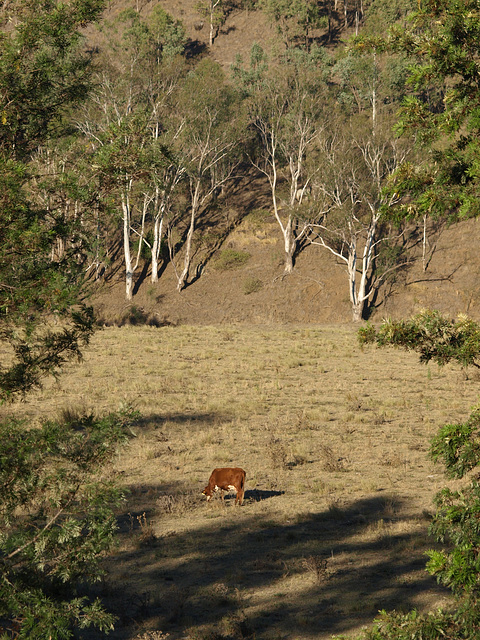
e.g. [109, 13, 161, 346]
[93, 212, 480, 327]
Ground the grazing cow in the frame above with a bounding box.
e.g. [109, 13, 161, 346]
[202, 467, 246, 505]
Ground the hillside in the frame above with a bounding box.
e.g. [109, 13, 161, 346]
[89, 0, 480, 326]
[92, 210, 480, 325]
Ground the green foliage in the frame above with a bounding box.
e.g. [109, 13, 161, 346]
[106, 6, 186, 63]
[358, 310, 480, 368]
[426, 408, 480, 600]
[362, 0, 416, 33]
[148, 6, 187, 59]
[359, 310, 480, 637]
[0, 2, 137, 637]
[214, 249, 251, 270]
[0, 307, 95, 403]
[195, 0, 228, 36]
[0, 160, 81, 324]
[342, 603, 480, 640]
[0, 0, 106, 158]
[173, 57, 245, 182]
[259, 0, 320, 47]
[231, 42, 269, 94]
[243, 276, 263, 294]
[0, 0, 106, 399]
[0, 407, 137, 638]
[388, 0, 480, 220]
[333, 48, 410, 115]
[430, 411, 480, 480]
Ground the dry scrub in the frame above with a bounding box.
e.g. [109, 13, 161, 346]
[3, 324, 479, 640]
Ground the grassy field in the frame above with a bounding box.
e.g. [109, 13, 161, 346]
[6, 324, 480, 640]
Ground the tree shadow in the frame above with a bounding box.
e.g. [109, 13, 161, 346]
[134, 410, 234, 431]
[184, 39, 207, 59]
[132, 260, 150, 296]
[88, 489, 449, 639]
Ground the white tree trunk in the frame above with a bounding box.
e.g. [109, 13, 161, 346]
[309, 211, 379, 322]
[151, 213, 163, 284]
[177, 209, 195, 291]
[209, 19, 214, 46]
[122, 183, 147, 301]
[121, 190, 134, 301]
[177, 179, 201, 292]
[422, 214, 428, 272]
[284, 215, 295, 274]
[208, 0, 221, 45]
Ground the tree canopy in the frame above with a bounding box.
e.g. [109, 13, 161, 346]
[389, 0, 480, 220]
[0, 2, 137, 637]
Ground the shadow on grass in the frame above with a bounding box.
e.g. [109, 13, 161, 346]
[244, 488, 285, 502]
[87, 484, 449, 640]
[135, 411, 235, 430]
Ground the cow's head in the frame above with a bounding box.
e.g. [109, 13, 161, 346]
[202, 486, 212, 501]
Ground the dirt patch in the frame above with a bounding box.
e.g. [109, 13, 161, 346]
[93, 214, 480, 327]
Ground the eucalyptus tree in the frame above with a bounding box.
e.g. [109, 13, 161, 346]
[243, 46, 332, 275]
[194, 0, 228, 46]
[170, 58, 244, 291]
[78, 8, 188, 298]
[308, 114, 409, 321]
[307, 47, 412, 321]
[259, 0, 320, 48]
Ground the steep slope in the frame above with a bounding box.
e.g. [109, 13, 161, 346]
[93, 213, 480, 325]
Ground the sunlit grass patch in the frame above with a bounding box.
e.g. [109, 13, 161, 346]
[3, 323, 479, 640]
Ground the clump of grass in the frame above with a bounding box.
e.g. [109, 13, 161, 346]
[243, 277, 263, 295]
[245, 208, 270, 228]
[319, 444, 346, 472]
[345, 392, 363, 411]
[268, 433, 288, 469]
[372, 410, 387, 425]
[381, 451, 405, 468]
[213, 249, 251, 270]
[157, 491, 197, 515]
[130, 512, 156, 546]
[302, 555, 331, 583]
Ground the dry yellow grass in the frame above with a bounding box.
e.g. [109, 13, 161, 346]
[5, 324, 479, 640]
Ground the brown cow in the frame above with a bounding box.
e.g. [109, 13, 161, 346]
[202, 467, 246, 505]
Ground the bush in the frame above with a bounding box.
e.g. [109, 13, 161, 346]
[243, 277, 263, 294]
[358, 312, 480, 639]
[0, 407, 138, 638]
[342, 603, 480, 640]
[213, 249, 251, 270]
